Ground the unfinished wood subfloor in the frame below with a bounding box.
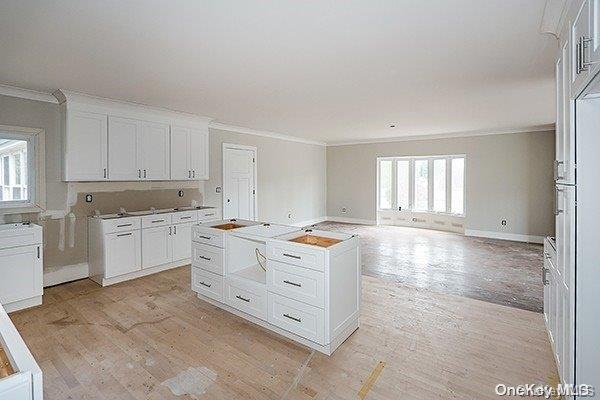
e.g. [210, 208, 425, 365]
[10, 266, 555, 399]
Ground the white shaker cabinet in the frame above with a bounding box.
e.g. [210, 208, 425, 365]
[141, 225, 172, 268]
[105, 230, 141, 278]
[61, 109, 108, 181]
[170, 126, 209, 180]
[140, 121, 170, 180]
[172, 221, 194, 261]
[571, 0, 591, 96]
[108, 116, 141, 180]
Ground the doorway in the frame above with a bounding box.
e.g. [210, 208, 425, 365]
[222, 143, 257, 220]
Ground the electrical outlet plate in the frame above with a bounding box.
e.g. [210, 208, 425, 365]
[85, 194, 93, 203]
[178, 190, 184, 197]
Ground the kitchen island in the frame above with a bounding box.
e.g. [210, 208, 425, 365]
[191, 220, 361, 355]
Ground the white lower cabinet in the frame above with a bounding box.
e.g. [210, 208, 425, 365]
[105, 231, 141, 277]
[89, 209, 220, 286]
[191, 225, 360, 355]
[224, 278, 267, 320]
[191, 268, 223, 302]
[267, 292, 325, 345]
[0, 224, 43, 313]
[141, 226, 172, 268]
[172, 222, 194, 261]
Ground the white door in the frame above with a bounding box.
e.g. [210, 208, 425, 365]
[172, 222, 194, 261]
[105, 231, 141, 278]
[142, 226, 172, 268]
[0, 245, 41, 306]
[170, 126, 191, 180]
[190, 128, 209, 180]
[108, 116, 141, 180]
[140, 121, 170, 180]
[223, 145, 256, 220]
[66, 110, 107, 181]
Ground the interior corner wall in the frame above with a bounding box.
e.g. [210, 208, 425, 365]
[205, 128, 327, 225]
[326, 131, 556, 237]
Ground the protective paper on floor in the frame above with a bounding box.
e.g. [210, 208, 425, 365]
[161, 366, 217, 399]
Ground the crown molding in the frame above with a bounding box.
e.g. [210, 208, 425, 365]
[326, 124, 555, 147]
[540, 0, 569, 38]
[0, 83, 58, 104]
[209, 122, 326, 146]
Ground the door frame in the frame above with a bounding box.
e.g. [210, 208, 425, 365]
[222, 143, 258, 221]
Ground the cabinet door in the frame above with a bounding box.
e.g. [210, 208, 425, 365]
[190, 128, 209, 180]
[141, 226, 172, 268]
[0, 245, 42, 305]
[65, 110, 107, 181]
[560, 40, 576, 185]
[170, 126, 191, 180]
[571, 0, 591, 96]
[105, 231, 141, 278]
[108, 116, 141, 180]
[172, 222, 194, 261]
[555, 56, 565, 182]
[591, 0, 600, 64]
[140, 122, 170, 180]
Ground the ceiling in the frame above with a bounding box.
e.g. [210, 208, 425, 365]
[0, 0, 556, 144]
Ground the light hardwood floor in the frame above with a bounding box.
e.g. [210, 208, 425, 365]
[9, 266, 556, 399]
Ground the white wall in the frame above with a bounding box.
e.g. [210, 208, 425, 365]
[327, 131, 555, 237]
[204, 128, 327, 225]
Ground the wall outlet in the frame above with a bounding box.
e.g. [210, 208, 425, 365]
[341, 207, 347, 214]
[501, 219, 507, 226]
[178, 190, 184, 197]
[85, 194, 93, 203]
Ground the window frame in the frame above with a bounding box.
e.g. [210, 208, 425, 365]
[0, 125, 46, 213]
[376, 154, 465, 216]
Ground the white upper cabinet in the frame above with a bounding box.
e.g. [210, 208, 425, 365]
[62, 109, 108, 181]
[170, 126, 209, 180]
[108, 116, 141, 181]
[590, 0, 600, 65]
[571, 0, 591, 96]
[55, 90, 210, 182]
[140, 121, 170, 180]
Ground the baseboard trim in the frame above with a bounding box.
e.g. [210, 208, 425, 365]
[464, 229, 544, 244]
[43, 262, 89, 287]
[326, 216, 377, 225]
[292, 217, 328, 227]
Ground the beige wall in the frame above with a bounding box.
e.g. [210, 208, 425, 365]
[205, 128, 327, 225]
[327, 131, 555, 237]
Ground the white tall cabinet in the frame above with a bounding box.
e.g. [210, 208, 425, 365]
[55, 90, 210, 182]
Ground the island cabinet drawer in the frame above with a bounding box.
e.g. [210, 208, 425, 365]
[267, 293, 325, 345]
[267, 242, 325, 272]
[267, 260, 325, 308]
[172, 211, 197, 224]
[191, 227, 224, 248]
[101, 217, 141, 234]
[192, 243, 224, 275]
[198, 209, 221, 221]
[224, 279, 267, 321]
[192, 267, 223, 302]
[141, 214, 172, 229]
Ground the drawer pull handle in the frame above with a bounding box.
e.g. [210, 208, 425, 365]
[205, 213, 215, 216]
[117, 223, 132, 227]
[117, 233, 132, 237]
[199, 255, 211, 261]
[283, 253, 301, 260]
[199, 281, 212, 288]
[198, 235, 212, 240]
[236, 295, 250, 303]
[283, 280, 302, 287]
[180, 216, 192, 220]
[283, 313, 302, 323]
[151, 219, 165, 223]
